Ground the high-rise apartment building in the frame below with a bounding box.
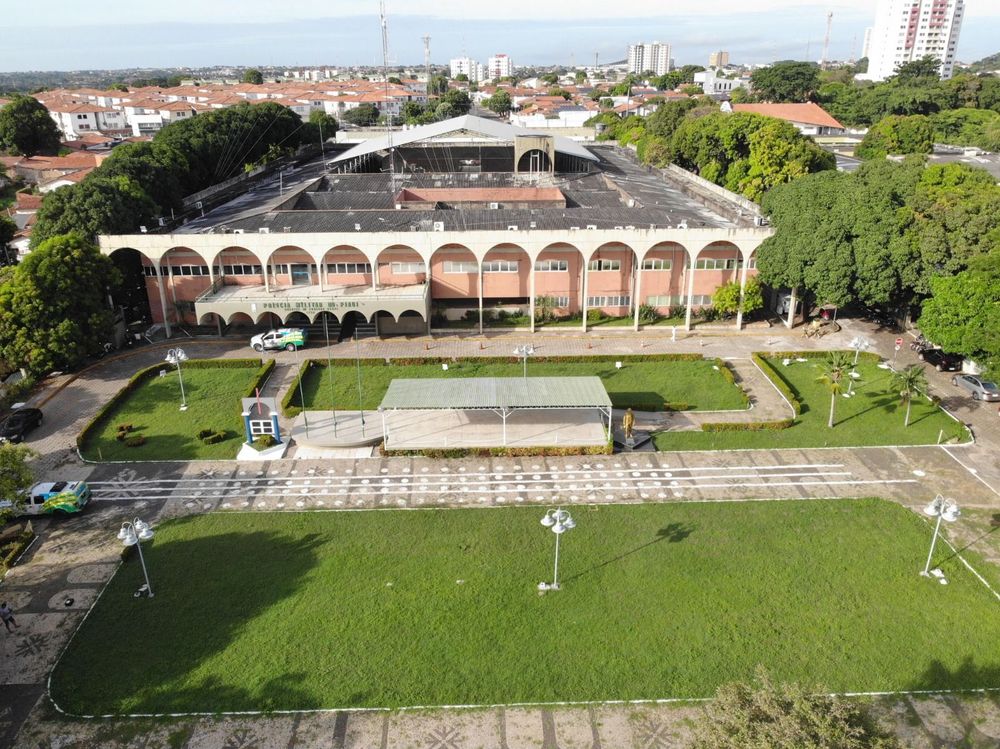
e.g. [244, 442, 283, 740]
[449, 57, 485, 82]
[708, 50, 730, 68]
[627, 42, 673, 76]
[487, 54, 513, 80]
[859, 0, 964, 81]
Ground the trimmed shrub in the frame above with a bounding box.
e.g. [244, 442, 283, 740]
[196, 428, 214, 440]
[701, 419, 795, 432]
[0, 527, 35, 579]
[116, 423, 133, 433]
[752, 353, 802, 416]
[200, 431, 226, 445]
[251, 434, 277, 450]
[124, 435, 147, 447]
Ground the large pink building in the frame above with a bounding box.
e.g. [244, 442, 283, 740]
[100, 116, 772, 338]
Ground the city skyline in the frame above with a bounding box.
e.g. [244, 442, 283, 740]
[2, 4, 996, 73]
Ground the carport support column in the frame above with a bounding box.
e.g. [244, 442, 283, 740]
[684, 256, 696, 332]
[785, 287, 797, 329]
[735, 258, 750, 331]
[153, 264, 172, 338]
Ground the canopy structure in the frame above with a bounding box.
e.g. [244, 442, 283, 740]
[330, 114, 600, 165]
[378, 377, 613, 449]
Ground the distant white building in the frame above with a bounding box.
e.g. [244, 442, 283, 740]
[858, 0, 964, 82]
[450, 57, 485, 82]
[487, 54, 514, 80]
[708, 50, 730, 68]
[627, 42, 672, 77]
[695, 69, 749, 97]
[862, 27, 873, 59]
[47, 102, 129, 139]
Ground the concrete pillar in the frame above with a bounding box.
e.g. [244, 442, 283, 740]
[319, 260, 326, 292]
[684, 254, 696, 332]
[264, 260, 270, 293]
[216, 315, 223, 337]
[478, 265, 484, 336]
[735, 257, 750, 331]
[786, 287, 797, 329]
[154, 264, 172, 338]
[632, 256, 642, 332]
[425, 259, 433, 336]
[529, 261, 536, 333]
[581, 261, 589, 333]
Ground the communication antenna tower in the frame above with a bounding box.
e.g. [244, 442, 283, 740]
[821, 11, 833, 68]
[379, 1, 397, 186]
[422, 35, 431, 84]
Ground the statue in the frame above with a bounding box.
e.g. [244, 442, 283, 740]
[622, 408, 635, 441]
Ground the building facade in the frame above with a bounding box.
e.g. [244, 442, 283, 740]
[708, 50, 730, 68]
[859, 0, 964, 81]
[450, 57, 485, 82]
[487, 55, 514, 80]
[627, 42, 673, 77]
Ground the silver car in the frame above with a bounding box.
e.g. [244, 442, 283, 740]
[952, 374, 1000, 402]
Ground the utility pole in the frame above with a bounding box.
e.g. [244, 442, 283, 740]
[379, 1, 396, 189]
[821, 11, 833, 68]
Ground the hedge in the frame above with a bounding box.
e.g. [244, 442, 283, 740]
[715, 359, 751, 409]
[77, 358, 269, 451]
[0, 527, 35, 580]
[700, 419, 795, 432]
[381, 442, 614, 459]
[752, 353, 802, 417]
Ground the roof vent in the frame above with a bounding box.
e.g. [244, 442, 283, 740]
[489, 202, 499, 210]
[508, 225, 519, 231]
[570, 226, 579, 231]
[258, 227, 270, 234]
[354, 223, 362, 231]
[433, 222, 445, 232]
[625, 225, 635, 230]
[614, 226, 624, 230]
[586, 224, 597, 230]
[139, 226, 148, 233]
[529, 221, 537, 229]
[283, 226, 292, 233]
[233, 229, 245, 234]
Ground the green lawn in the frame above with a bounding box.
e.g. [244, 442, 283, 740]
[80, 364, 268, 461]
[50, 499, 1000, 714]
[294, 358, 747, 412]
[654, 356, 970, 451]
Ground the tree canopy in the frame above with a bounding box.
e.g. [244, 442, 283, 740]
[31, 175, 157, 248]
[0, 233, 120, 375]
[0, 443, 35, 523]
[0, 95, 62, 156]
[749, 61, 821, 103]
[485, 89, 513, 115]
[242, 68, 264, 85]
[856, 114, 934, 159]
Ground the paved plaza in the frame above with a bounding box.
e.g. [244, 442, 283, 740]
[3, 321, 1000, 747]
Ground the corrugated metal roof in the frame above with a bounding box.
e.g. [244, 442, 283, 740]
[332, 115, 599, 164]
[379, 377, 612, 411]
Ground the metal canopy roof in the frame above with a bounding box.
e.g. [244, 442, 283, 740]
[331, 114, 600, 164]
[379, 377, 612, 411]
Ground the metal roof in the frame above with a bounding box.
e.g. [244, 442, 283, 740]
[379, 377, 612, 411]
[332, 115, 600, 164]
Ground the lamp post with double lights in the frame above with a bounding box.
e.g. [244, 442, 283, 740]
[514, 344, 535, 380]
[118, 518, 155, 597]
[921, 495, 960, 580]
[164, 348, 189, 411]
[844, 336, 871, 397]
[538, 508, 575, 591]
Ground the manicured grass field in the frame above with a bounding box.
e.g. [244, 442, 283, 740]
[51, 499, 1000, 714]
[654, 356, 970, 451]
[79, 365, 267, 461]
[294, 358, 747, 412]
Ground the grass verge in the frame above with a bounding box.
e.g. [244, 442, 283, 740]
[50, 499, 1000, 714]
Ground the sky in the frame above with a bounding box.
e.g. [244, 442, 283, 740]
[2, 1, 997, 72]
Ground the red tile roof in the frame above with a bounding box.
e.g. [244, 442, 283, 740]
[731, 102, 844, 130]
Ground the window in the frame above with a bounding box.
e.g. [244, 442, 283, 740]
[271, 264, 289, 275]
[443, 261, 477, 273]
[249, 419, 274, 437]
[695, 257, 739, 270]
[142, 266, 159, 277]
[588, 259, 621, 271]
[329, 262, 371, 274]
[587, 295, 631, 307]
[534, 259, 568, 272]
[390, 261, 426, 274]
[641, 258, 672, 270]
[163, 265, 208, 276]
[538, 296, 570, 308]
[483, 260, 519, 273]
[222, 264, 263, 275]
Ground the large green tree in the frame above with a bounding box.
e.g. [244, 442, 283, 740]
[440, 89, 472, 115]
[0, 443, 35, 523]
[0, 215, 15, 265]
[343, 104, 379, 127]
[242, 68, 264, 85]
[892, 55, 942, 83]
[30, 175, 157, 248]
[750, 61, 820, 103]
[693, 667, 899, 749]
[485, 89, 513, 115]
[300, 110, 340, 147]
[0, 234, 121, 374]
[856, 114, 934, 159]
[0, 95, 62, 156]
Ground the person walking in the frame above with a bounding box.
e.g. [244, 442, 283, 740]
[0, 602, 18, 632]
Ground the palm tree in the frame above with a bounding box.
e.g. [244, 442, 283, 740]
[815, 352, 853, 428]
[890, 364, 928, 427]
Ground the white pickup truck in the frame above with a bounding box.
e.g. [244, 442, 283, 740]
[250, 328, 307, 352]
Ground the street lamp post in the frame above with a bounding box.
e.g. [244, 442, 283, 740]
[538, 508, 575, 591]
[117, 518, 155, 597]
[921, 494, 960, 579]
[845, 336, 871, 397]
[514, 344, 535, 380]
[164, 348, 189, 411]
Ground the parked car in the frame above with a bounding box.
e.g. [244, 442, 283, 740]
[919, 349, 964, 372]
[0, 480, 91, 516]
[0, 408, 43, 444]
[952, 374, 1000, 402]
